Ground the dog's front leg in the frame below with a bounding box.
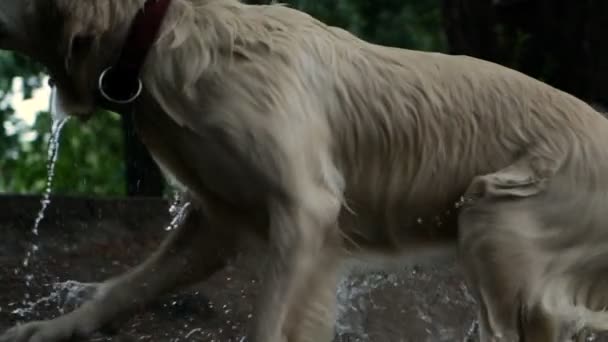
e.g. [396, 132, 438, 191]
[0, 205, 238, 342]
[250, 187, 341, 342]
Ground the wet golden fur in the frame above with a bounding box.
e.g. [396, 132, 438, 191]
[3, 0, 608, 341]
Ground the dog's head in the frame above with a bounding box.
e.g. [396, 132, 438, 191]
[0, 0, 144, 118]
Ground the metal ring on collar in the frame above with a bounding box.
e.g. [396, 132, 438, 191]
[98, 66, 143, 105]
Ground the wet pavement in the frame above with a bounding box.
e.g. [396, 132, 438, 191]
[0, 195, 599, 341]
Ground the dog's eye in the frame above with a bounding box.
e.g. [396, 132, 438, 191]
[65, 35, 96, 72]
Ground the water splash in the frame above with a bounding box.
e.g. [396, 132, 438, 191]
[169, 191, 183, 217]
[584, 332, 598, 341]
[12, 280, 96, 318]
[335, 271, 402, 341]
[165, 191, 191, 231]
[464, 320, 478, 341]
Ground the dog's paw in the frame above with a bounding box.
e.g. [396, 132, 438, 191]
[56, 281, 100, 313]
[0, 320, 74, 342]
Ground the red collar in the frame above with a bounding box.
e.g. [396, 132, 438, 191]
[98, 0, 173, 105]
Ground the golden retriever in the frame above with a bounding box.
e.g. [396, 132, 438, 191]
[2, 0, 608, 341]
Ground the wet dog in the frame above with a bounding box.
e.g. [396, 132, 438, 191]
[2, 0, 608, 341]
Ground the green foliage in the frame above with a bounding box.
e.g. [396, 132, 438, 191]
[264, 0, 446, 51]
[1, 1, 445, 196]
[0, 51, 126, 196]
[0, 52, 45, 166]
[1, 110, 126, 196]
[0, 52, 47, 194]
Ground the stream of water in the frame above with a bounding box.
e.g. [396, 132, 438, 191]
[21, 116, 69, 271]
[15, 88, 70, 314]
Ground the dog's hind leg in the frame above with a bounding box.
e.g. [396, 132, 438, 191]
[539, 253, 608, 340]
[458, 161, 560, 342]
[460, 208, 542, 342]
[0, 203, 239, 342]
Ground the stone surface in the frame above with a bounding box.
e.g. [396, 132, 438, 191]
[0, 195, 598, 341]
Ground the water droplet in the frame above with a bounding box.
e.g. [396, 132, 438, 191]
[184, 328, 202, 339]
[165, 191, 192, 231]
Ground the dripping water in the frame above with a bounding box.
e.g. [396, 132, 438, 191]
[15, 87, 70, 315]
[30, 117, 69, 238]
[166, 191, 191, 231]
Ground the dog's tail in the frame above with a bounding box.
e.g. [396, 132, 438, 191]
[539, 274, 608, 332]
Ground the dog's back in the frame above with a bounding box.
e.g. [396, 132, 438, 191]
[275, 10, 608, 254]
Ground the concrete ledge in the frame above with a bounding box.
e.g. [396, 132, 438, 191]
[1, 194, 482, 341]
